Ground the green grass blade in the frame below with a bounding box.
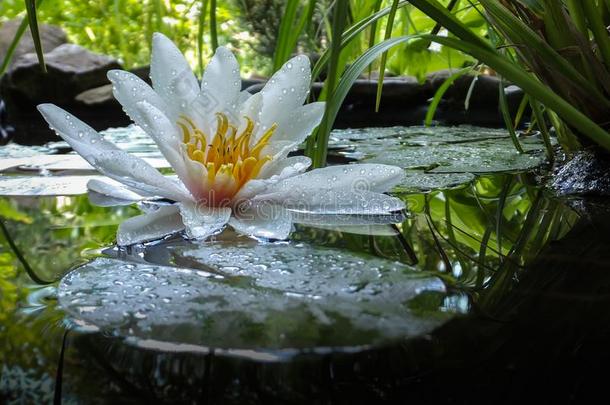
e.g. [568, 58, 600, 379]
[374, 0, 400, 112]
[303, 0, 317, 39]
[566, 0, 588, 36]
[424, 67, 472, 126]
[547, 109, 581, 151]
[24, 0, 46, 73]
[529, 98, 554, 161]
[197, 0, 209, 77]
[273, 0, 300, 71]
[513, 94, 530, 129]
[209, 0, 218, 51]
[322, 35, 423, 152]
[582, 0, 610, 68]
[311, 0, 410, 81]
[408, 0, 492, 49]
[498, 78, 524, 153]
[429, 34, 610, 151]
[311, 0, 350, 168]
[0, 12, 33, 75]
[479, 0, 610, 109]
[367, 0, 383, 78]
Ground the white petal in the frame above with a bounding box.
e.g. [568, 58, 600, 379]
[258, 103, 324, 158]
[259, 55, 311, 131]
[229, 202, 292, 240]
[92, 151, 193, 202]
[37, 104, 193, 202]
[238, 90, 251, 104]
[201, 46, 241, 121]
[150, 33, 200, 114]
[279, 189, 406, 214]
[291, 210, 406, 226]
[107, 70, 169, 123]
[238, 92, 263, 133]
[87, 178, 147, 201]
[178, 202, 231, 239]
[241, 91, 262, 116]
[117, 205, 185, 246]
[234, 156, 311, 201]
[134, 101, 192, 185]
[260, 164, 406, 198]
[258, 155, 311, 179]
[268, 102, 325, 146]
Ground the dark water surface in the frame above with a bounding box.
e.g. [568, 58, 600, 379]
[0, 126, 607, 404]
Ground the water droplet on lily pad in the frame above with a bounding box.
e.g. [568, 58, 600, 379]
[58, 241, 450, 356]
[331, 125, 548, 174]
[0, 175, 109, 196]
[396, 171, 476, 192]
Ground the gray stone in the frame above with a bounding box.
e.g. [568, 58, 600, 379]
[551, 149, 610, 196]
[2, 43, 121, 104]
[75, 84, 114, 106]
[0, 19, 68, 70]
[0, 44, 124, 144]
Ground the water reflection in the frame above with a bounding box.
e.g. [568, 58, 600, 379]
[0, 172, 584, 403]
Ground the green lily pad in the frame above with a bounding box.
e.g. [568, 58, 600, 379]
[0, 175, 109, 196]
[58, 241, 449, 355]
[396, 171, 475, 192]
[0, 143, 56, 158]
[332, 126, 548, 173]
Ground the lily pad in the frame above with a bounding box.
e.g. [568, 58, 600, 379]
[331, 125, 509, 144]
[58, 241, 449, 355]
[332, 126, 548, 173]
[100, 125, 164, 158]
[396, 171, 475, 192]
[0, 154, 169, 173]
[46, 125, 162, 158]
[0, 143, 56, 158]
[0, 175, 110, 196]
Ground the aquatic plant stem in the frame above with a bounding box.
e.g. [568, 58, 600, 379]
[0, 219, 53, 284]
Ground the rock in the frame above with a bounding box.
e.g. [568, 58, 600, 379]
[75, 84, 114, 106]
[0, 44, 123, 144]
[0, 19, 68, 69]
[0, 99, 14, 145]
[2, 44, 121, 104]
[551, 149, 610, 196]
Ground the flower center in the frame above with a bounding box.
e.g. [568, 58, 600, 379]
[178, 113, 276, 204]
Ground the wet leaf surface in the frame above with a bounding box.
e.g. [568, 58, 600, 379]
[58, 241, 448, 353]
[332, 125, 548, 174]
[0, 175, 108, 196]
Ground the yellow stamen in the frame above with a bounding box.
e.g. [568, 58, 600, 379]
[178, 112, 277, 203]
[250, 123, 278, 158]
[178, 122, 191, 143]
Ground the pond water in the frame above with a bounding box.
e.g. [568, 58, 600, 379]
[1, 125, 607, 403]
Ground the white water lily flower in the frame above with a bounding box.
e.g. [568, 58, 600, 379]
[38, 33, 406, 245]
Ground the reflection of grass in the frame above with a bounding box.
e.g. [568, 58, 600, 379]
[0, 195, 141, 401]
[0, 195, 139, 282]
[294, 172, 579, 311]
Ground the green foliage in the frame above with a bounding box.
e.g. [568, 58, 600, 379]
[5, 0, 610, 160]
[0, 0, 261, 73]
